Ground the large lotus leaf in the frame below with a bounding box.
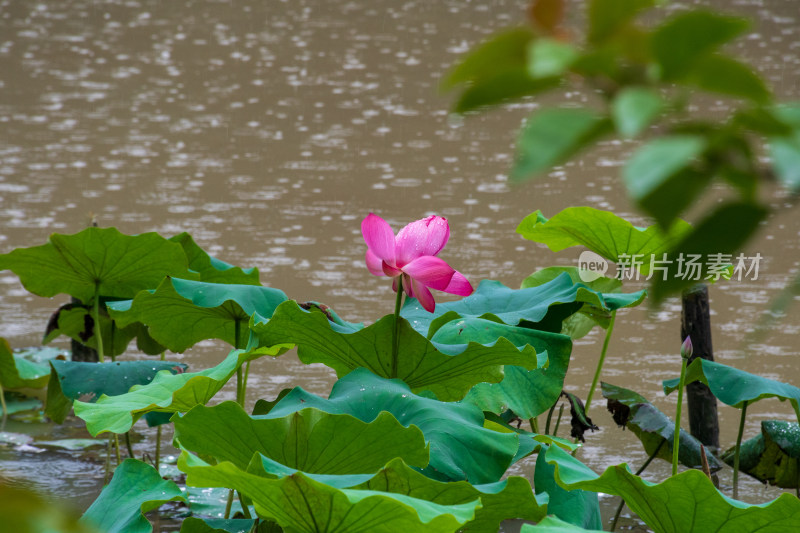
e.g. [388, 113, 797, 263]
[263, 368, 522, 484]
[178, 517, 257, 533]
[602, 382, 724, 471]
[0, 338, 55, 391]
[521, 516, 605, 532]
[401, 273, 645, 338]
[663, 358, 800, 421]
[516, 207, 691, 267]
[46, 359, 187, 423]
[179, 452, 481, 533]
[543, 444, 800, 533]
[174, 401, 429, 474]
[721, 420, 800, 488]
[0, 227, 192, 302]
[455, 320, 572, 419]
[245, 454, 545, 533]
[44, 304, 164, 357]
[521, 267, 635, 338]
[252, 300, 538, 402]
[73, 346, 289, 435]
[80, 459, 185, 533]
[169, 232, 260, 285]
[353, 457, 546, 532]
[108, 277, 287, 352]
[534, 447, 601, 529]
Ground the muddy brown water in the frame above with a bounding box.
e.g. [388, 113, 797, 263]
[1, 0, 799, 530]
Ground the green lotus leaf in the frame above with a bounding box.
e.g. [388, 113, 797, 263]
[262, 368, 524, 484]
[521, 515, 605, 532]
[516, 207, 691, 268]
[252, 300, 538, 401]
[455, 320, 572, 419]
[534, 447, 601, 529]
[73, 346, 289, 435]
[46, 359, 187, 424]
[402, 273, 645, 338]
[44, 304, 164, 357]
[521, 267, 631, 338]
[663, 358, 800, 421]
[543, 444, 800, 533]
[0, 227, 192, 302]
[174, 401, 429, 474]
[108, 277, 288, 352]
[602, 382, 724, 471]
[37, 438, 105, 450]
[169, 232, 261, 285]
[0, 338, 55, 391]
[80, 459, 185, 533]
[244, 455, 545, 533]
[178, 517, 257, 533]
[721, 420, 800, 488]
[1, 396, 42, 415]
[178, 452, 481, 533]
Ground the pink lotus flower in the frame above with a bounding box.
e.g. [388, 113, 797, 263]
[361, 213, 474, 312]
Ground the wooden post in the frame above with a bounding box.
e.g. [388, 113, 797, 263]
[681, 284, 720, 453]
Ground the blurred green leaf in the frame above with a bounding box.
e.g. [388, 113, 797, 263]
[612, 87, 662, 138]
[771, 135, 800, 192]
[453, 70, 560, 113]
[652, 11, 749, 80]
[443, 28, 533, 90]
[521, 516, 605, 532]
[623, 135, 709, 226]
[512, 109, 611, 181]
[587, 0, 654, 44]
[528, 38, 578, 79]
[650, 201, 768, 302]
[688, 54, 771, 104]
[178, 517, 256, 533]
[0, 484, 93, 533]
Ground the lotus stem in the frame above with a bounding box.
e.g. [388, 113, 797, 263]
[237, 491, 252, 519]
[124, 431, 134, 458]
[114, 434, 122, 465]
[109, 321, 116, 363]
[585, 311, 616, 412]
[93, 282, 105, 363]
[391, 277, 404, 379]
[104, 434, 112, 485]
[672, 356, 688, 476]
[0, 383, 7, 428]
[224, 489, 234, 519]
[155, 425, 162, 474]
[553, 403, 565, 438]
[611, 440, 664, 531]
[529, 417, 539, 433]
[733, 400, 748, 499]
[234, 319, 245, 407]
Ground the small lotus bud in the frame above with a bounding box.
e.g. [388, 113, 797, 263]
[681, 336, 693, 360]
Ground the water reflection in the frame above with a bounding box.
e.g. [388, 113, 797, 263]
[0, 0, 799, 525]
